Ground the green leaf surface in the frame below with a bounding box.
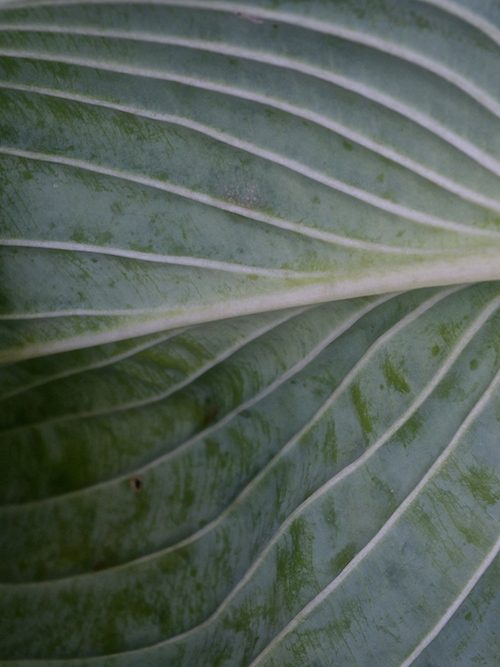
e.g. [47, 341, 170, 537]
[0, 1, 499, 666]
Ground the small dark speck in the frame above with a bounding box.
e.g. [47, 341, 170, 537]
[130, 476, 143, 492]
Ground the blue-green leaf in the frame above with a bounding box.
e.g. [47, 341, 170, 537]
[1, 2, 499, 666]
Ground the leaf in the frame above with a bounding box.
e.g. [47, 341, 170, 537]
[0, 1, 499, 666]
[1, 0, 500, 358]
[1, 283, 499, 665]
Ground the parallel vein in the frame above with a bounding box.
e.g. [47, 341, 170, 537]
[249, 366, 500, 666]
[2, 80, 500, 213]
[2, 44, 500, 182]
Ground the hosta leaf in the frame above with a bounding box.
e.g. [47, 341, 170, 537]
[1, 0, 500, 358]
[0, 1, 499, 666]
[1, 283, 499, 665]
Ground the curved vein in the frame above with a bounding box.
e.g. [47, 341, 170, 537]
[249, 366, 500, 666]
[0, 81, 500, 220]
[1, 45, 500, 185]
[0, 74, 500, 204]
[4, 287, 461, 580]
[0, 309, 237, 320]
[150, 0, 500, 122]
[0, 305, 305, 437]
[1, 146, 497, 245]
[0, 239, 332, 278]
[2, 81, 499, 216]
[155, 289, 495, 622]
[1, 2, 500, 121]
[188, 291, 499, 657]
[8, 247, 500, 366]
[3, 286, 494, 662]
[0, 147, 450, 253]
[417, 0, 500, 48]
[400, 536, 500, 666]
[0, 329, 183, 403]
[0, 296, 389, 511]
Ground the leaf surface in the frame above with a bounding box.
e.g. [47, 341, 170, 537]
[0, 1, 499, 666]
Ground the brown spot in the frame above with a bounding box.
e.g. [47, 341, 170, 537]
[130, 476, 143, 492]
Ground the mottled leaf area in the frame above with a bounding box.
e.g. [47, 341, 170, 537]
[0, 0, 499, 666]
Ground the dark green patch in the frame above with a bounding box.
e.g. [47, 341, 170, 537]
[461, 466, 499, 507]
[435, 373, 457, 400]
[331, 543, 356, 574]
[321, 419, 337, 463]
[276, 517, 314, 609]
[382, 358, 410, 394]
[224, 599, 257, 634]
[457, 522, 485, 548]
[438, 323, 459, 346]
[351, 383, 373, 437]
[97, 230, 113, 244]
[411, 503, 440, 541]
[342, 139, 353, 151]
[411, 12, 431, 30]
[398, 412, 423, 447]
[0, 56, 20, 76]
[70, 229, 89, 244]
